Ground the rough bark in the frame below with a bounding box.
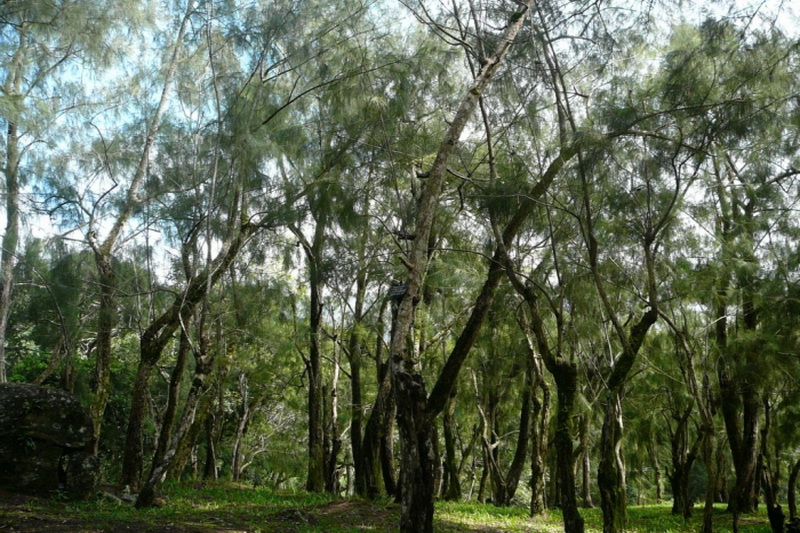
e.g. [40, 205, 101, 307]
[0, 106, 20, 386]
[149, 329, 191, 479]
[442, 389, 462, 501]
[389, 4, 534, 531]
[552, 363, 585, 532]
[667, 405, 698, 519]
[348, 267, 367, 494]
[598, 392, 627, 533]
[89, 1, 194, 454]
[492, 365, 532, 506]
[760, 400, 785, 533]
[136, 331, 217, 508]
[529, 352, 550, 515]
[358, 356, 393, 498]
[586, 227, 659, 533]
[504, 248, 584, 532]
[380, 402, 398, 498]
[121, 220, 256, 489]
[789, 459, 800, 520]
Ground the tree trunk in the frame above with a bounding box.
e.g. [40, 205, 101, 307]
[529, 356, 550, 516]
[699, 429, 717, 533]
[120, 352, 159, 489]
[90, 2, 194, 456]
[232, 372, 253, 482]
[509, 264, 584, 531]
[149, 329, 191, 478]
[203, 413, 218, 480]
[553, 364, 585, 533]
[493, 366, 532, 506]
[349, 267, 368, 494]
[120, 218, 256, 488]
[380, 401, 398, 499]
[168, 388, 215, 481]
[760, 399, 785, 533]
[442, 389, 462, 500]
[788, 458, 800, 520]
[389, 5, 533, 530]
[578, 414, 595, 508]
[648, 434, 663, 503]
[323, 374, 342, 493]
[359, 362, 392, 498]
[0, 27, 26, 386]
[305, 259, 326, 492]
[668, 405, 698, 519]
[136, 330, 217, 508]
[598, 391, 627, 533]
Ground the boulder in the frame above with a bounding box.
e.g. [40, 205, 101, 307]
[0, 383, 98, 499]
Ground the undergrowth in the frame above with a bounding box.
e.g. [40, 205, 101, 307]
[0, 482, 774, 532]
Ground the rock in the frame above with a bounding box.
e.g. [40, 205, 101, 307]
[0, 383, 98, 499]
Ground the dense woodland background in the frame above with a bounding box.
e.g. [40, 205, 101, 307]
[1, 0, 799, 532]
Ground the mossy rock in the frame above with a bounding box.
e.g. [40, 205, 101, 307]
[0, 383, 97, 499]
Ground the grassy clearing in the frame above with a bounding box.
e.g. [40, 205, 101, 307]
[0, 482, 774, 532]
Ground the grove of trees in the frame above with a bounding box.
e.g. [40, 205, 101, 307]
[1, 0, 799, 532]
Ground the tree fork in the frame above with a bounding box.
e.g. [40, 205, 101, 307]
[390, 2, 534, 531]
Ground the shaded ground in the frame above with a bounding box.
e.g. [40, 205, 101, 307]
[0, 484, 774, 533]
[0, 487, 401, 533]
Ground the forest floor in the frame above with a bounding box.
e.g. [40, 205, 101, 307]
[0, 482, 774, 532]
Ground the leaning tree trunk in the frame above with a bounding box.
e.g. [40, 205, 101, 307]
[389, 6, 534, 531]
[121, 219, 256, 489]
[89, 2, 194, 456]
[505, 247, 584, 532]
[493, 366, 532, 506]
[136, 328, 217, 508]
[149, 329, 191, 480]
[120, 345, 162, 489]
[359, 362, 392, 498]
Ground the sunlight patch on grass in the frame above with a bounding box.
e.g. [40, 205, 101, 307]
[436, 501, 566, 532]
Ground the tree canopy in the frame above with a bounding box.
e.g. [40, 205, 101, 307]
[1, 1, 799, 532]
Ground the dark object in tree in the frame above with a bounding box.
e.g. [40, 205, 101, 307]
[0, 383, 99, 499]
[389, 281, 408, 302]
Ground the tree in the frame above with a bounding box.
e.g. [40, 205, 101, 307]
[385, 2, 534, 530]
[0, 0, 132, 384]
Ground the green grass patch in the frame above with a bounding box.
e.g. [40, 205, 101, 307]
[0, 483, 775, 532]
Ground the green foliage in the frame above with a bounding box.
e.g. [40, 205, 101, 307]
[0, 484, 777, 532]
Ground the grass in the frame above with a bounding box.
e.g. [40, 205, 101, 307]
[0, 482, 775, 532]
